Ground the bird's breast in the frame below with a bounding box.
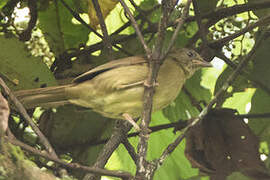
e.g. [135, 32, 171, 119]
[153, 59, 186, 111]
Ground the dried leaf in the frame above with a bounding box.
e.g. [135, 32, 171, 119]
[185, 108, 270, 179]
[87, 0, 119, 29]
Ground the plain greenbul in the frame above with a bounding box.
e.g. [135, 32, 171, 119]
[14, 48, 211, 120]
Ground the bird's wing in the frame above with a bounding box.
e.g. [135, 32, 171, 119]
[72, 55, 147, 83]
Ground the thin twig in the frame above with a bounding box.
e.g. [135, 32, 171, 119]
[119, 0, 152, 58]
[192, 0, 207, 46]
[111, 5, 160, 36]
[91, 0, 113, 56]
[0, 78, 58, 159]
[60, 0, 132, 57]
[122, 137, 139, 163]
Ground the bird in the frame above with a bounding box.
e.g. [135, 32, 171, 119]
[14, 48, 211, 122]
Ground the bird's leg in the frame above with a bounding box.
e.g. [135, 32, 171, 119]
[117, 80, 160, 90]
[122, 113, 141, 131]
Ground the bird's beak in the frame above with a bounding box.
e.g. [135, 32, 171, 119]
[192, 58, 212, 67]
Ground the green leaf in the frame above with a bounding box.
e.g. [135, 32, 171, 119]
[0, 0, 8, 9]
[38, 0, 90, 55]
[0, 36, 57, 90]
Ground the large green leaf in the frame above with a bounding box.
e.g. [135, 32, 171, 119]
[0, 36, 57, 90]
[248, 37, 270, 143]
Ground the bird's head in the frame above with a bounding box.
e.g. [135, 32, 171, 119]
[170, 48, 212, 78]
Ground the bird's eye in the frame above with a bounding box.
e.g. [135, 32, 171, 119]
[186, 51, 195, 58]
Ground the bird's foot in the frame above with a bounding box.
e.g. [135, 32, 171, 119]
[122, 113, 141, 131]
[143, 80, 159, 88]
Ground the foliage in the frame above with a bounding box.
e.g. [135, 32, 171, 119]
[0, 0, 270, 179]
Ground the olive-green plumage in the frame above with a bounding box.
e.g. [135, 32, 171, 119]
[14, 48, 211, 119]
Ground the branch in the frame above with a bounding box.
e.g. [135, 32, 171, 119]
[83, 121, 133, 180]
[215, 51, 270, 96]
[0, 78, 58, 159]
[19, 0, 37, 41]
[184, 0, 270, 25]
[6, 136, 133, 179]
[136, 1, 176, 178]
[91, 0, 113, 56]
[238, 113, 270, 119]
[136, 1, 192, 179]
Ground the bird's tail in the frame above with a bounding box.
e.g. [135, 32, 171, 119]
[14, 84, 73, 109]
